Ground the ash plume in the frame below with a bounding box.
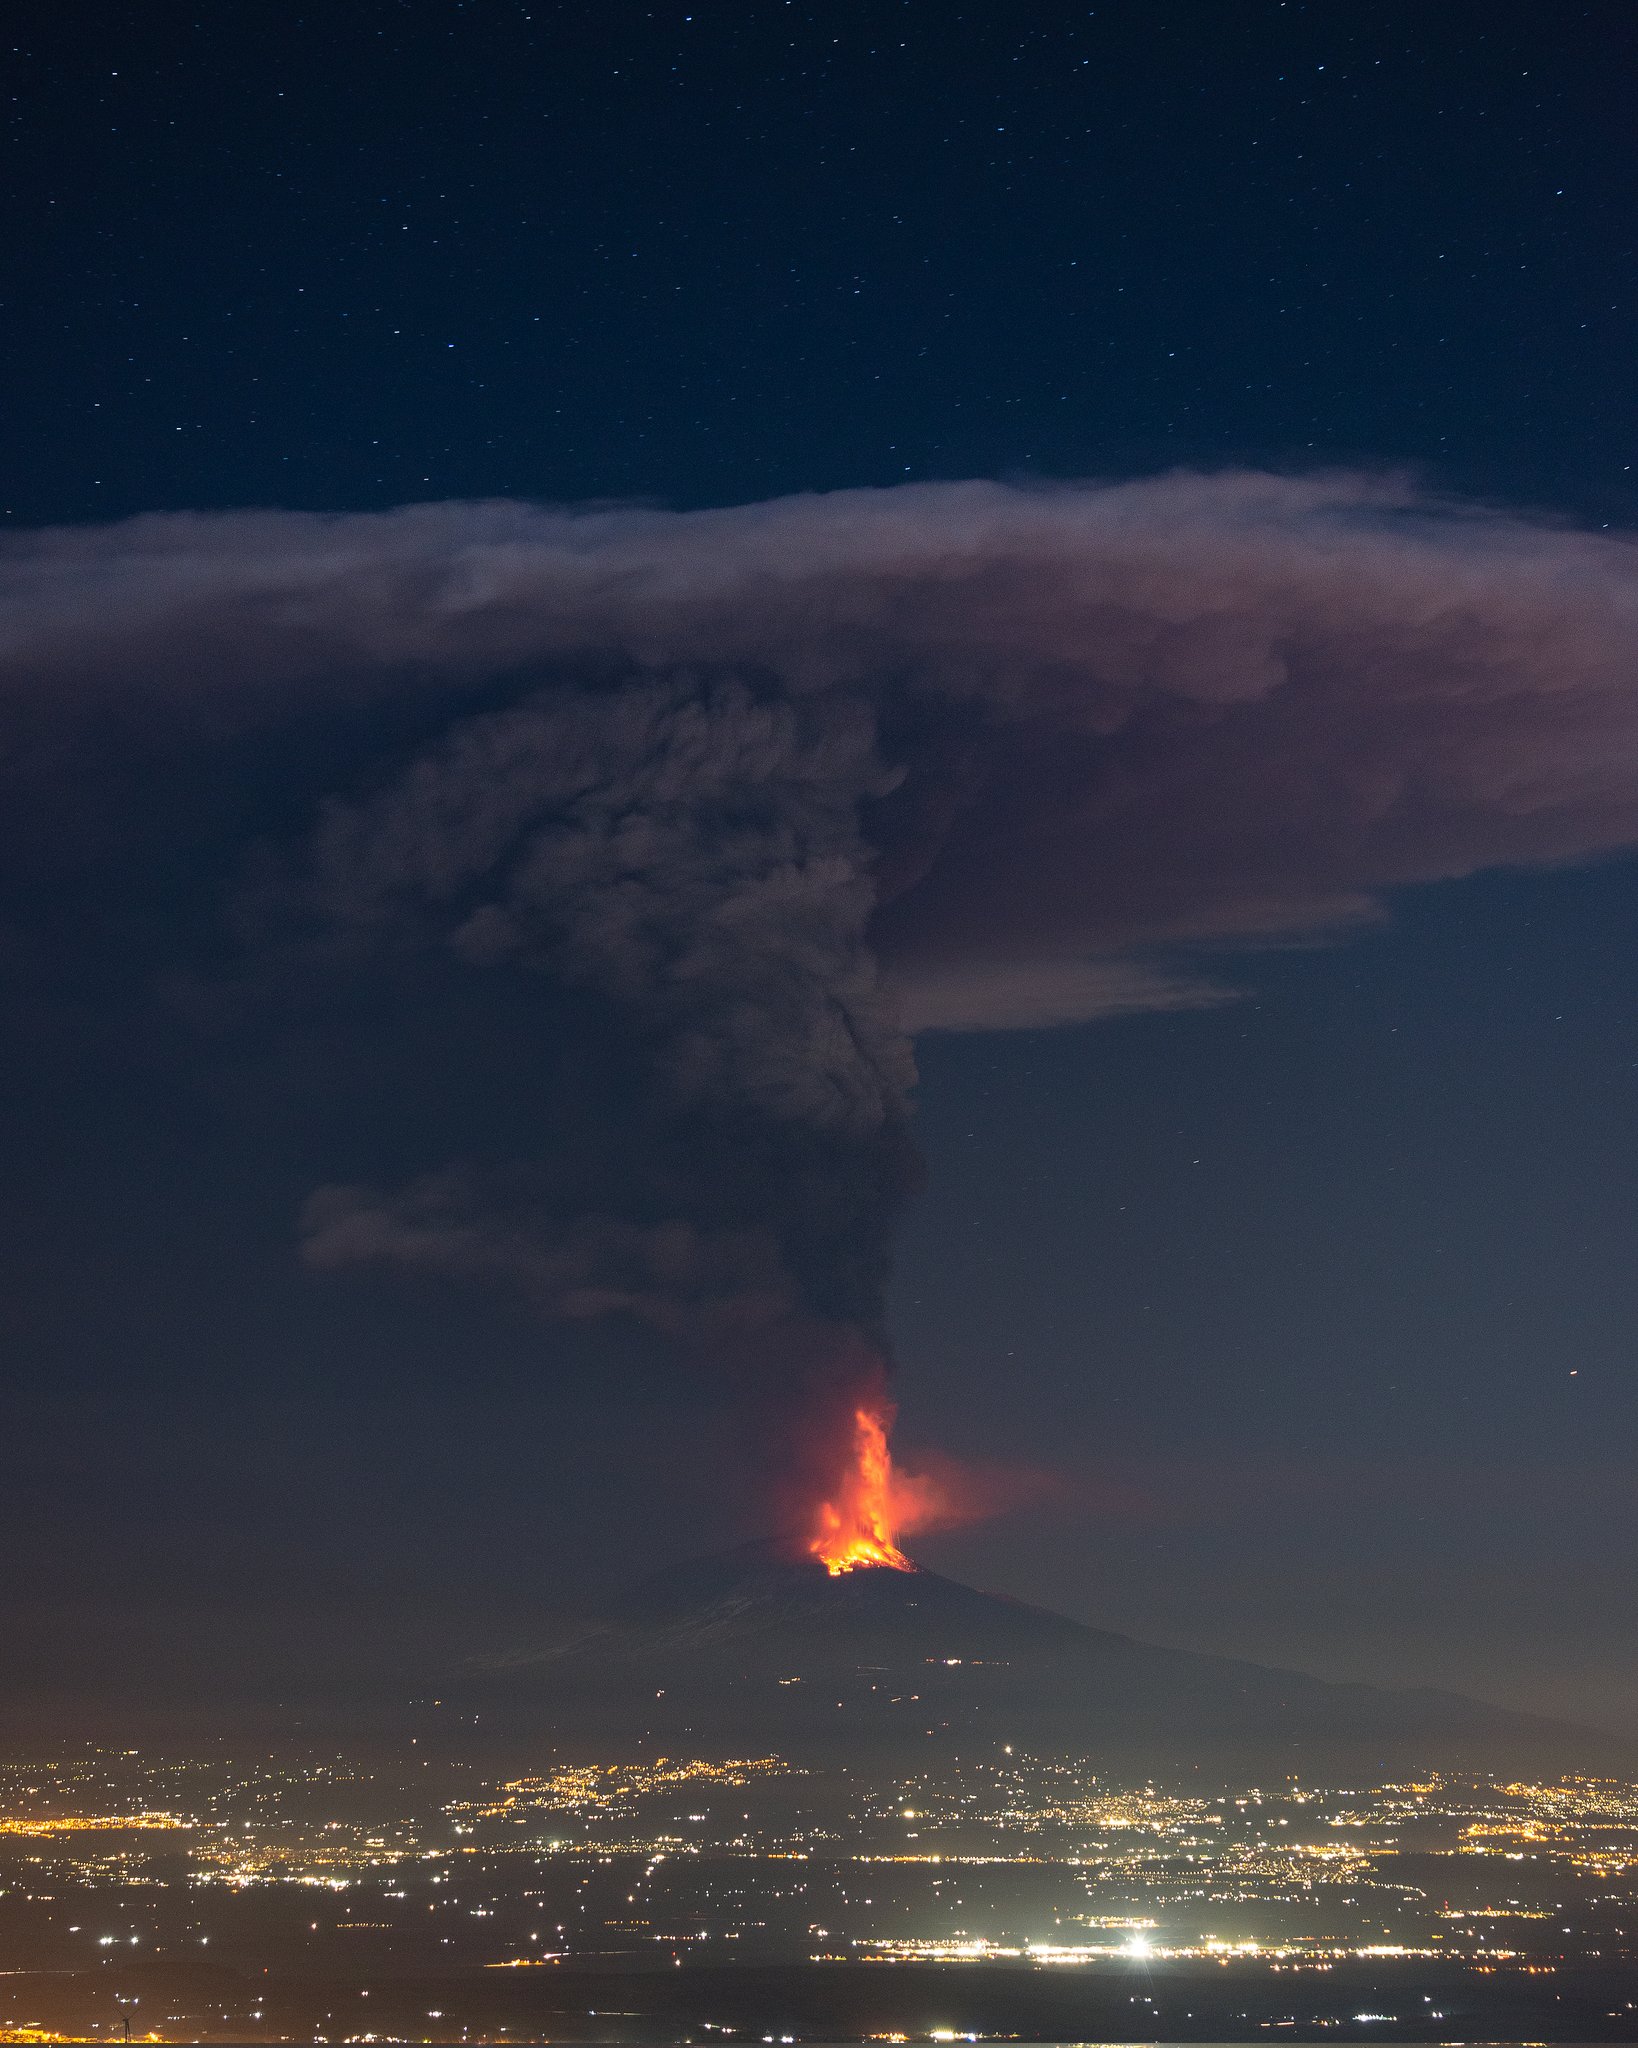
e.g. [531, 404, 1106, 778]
[299, 674, 919, 1348]
[5, 470, 1638, 1462]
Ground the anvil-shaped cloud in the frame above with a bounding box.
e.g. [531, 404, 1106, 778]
[4, 471, 1635, 1417]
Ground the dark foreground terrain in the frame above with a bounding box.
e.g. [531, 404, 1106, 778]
[7, 1956, 1638, 2043]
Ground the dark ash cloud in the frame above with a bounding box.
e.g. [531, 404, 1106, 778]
[5, 470, 1637, 1435]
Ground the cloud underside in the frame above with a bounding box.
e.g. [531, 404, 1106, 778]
[889, 956, 1236, 1033]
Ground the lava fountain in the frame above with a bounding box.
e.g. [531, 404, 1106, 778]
[808, 1401, 922, 1575]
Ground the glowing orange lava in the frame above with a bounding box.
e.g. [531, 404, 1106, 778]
[809, 1403, 918, 1575]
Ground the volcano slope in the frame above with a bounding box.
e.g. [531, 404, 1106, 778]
[473, 1543, 1621, 1778]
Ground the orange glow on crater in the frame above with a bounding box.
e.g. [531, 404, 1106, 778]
[809, 1403, 921, 1575]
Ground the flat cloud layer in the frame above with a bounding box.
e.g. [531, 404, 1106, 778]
[6, 469, 1636, 1030]
[5, 471, 1636, 1392]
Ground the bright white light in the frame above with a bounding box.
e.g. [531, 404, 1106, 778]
[1125, 1934, 1153, 1958]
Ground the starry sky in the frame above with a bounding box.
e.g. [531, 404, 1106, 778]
[4, 0, 1638, 1738]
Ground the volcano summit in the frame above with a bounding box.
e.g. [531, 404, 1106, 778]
[479, 1544, 1619, 1779]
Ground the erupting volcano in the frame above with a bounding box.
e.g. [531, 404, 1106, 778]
[807, 1402, 920, 1576]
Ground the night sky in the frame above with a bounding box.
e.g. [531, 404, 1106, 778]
[5, 0, 1638, 1739]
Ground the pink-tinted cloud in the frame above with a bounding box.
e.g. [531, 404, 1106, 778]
[4, 470, 1634, 1034]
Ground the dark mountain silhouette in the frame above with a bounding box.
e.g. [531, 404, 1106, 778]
[472, 1542, 1623, 1776]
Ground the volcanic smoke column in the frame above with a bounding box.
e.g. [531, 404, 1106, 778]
[302, 675, 927, 1542]
[117, 470, 1634, 1559]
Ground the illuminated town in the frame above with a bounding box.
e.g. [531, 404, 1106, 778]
[6, 1741, 1638, 2041]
